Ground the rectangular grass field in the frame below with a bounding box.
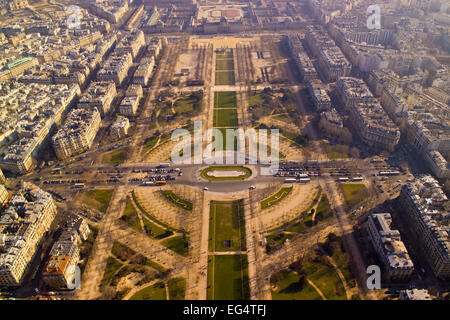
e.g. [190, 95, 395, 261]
[214, 108, 238, 127]
[214, 91, 237, 109]
[207, 254, 250, 300]
[215, 70, 235, 85]
[216, 58, 234, 71]
[209, 200, 246, 252]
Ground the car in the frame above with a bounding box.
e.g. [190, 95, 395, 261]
[203, 187, 209, 191]
[249, 185, 256, 190]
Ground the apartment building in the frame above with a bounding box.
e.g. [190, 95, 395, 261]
[305, 25, 335, 58]
[88, 0, 128, 24]
[0, 138, 37, 174]
[52, 108, 102, 160]
[115, 30, 145, 59]
[336, 77, 375, 107]
[97, 52, 133, 86]
[367, 213, 414, 281]
[295, 53, 318, 81]
[0, 83, 80, 173]
[0, 182, 57, 286]
[0, 169, 5, 184]
[64, 214, 91, 242]
[147, 37, 164, 58]
[406, 118, 450, 154]
[0, 184, 9, 205]
[132, 57, 155, 86]
[380, 86, 409, 121]
[424, 150, 450, 179]
[350, 101, 400, 152]
[119, 84, 143, 116]
[42, 240, 80, 289]
[399, 175, 450, 280]
[110, 116, 130, 140]
[317, 48, 351, 82]
[307, 79, 331, 111]
[400, 289, 432, 300]
[320, 108, 343, 128]
[336, 77, 400, 151]
[78, 81, 117, 117]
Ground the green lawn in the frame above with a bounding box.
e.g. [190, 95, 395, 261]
[142, 135, 159, 154]
[142, 216, 172, 239]
[271, 270, 322, 300]
[265, 232, 294, 253]
[161, 190, 192, 211]
[133, 254, 167, 273]
[174, 96, 201, 114]
[207, 255, 250, 300]
[209, 200, 246, 252]
[161, 235, 189, 256]
[215, 71, 235, 85]
[130, 282, 167, 300]
[120, 198, 142, 232]
[261, 187, 292, 209]
[248, 92, 264, 107]
[201, 166, 252, 181]
[167, 277, 186, 300]
[100, 257, 123, 288]
[85, 189, 113, 213]
[315, 194, 332, 221]
[216, 58, 234, 71]
[271, 258, 347, 300]
[304, 262, 347, 300]
[214, 91, 237, 109]
[340, 184, 369, 207]
[214, 108, 238, 127]
[102, 148, 126, 164]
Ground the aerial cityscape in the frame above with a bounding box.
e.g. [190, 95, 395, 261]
[0, 0, 449, 304]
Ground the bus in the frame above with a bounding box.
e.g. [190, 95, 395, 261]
[298, 178, 311, 183]
[338, 177, 349, 182]
[378, 171, 400, 176]
[73, 183, 85, 189]
[155, 181, 167, 185]
[284, 178, 297, 183]
[352, 176, 363, 182]
[159, 163, 170, 168]
[142, 181, 155, 186]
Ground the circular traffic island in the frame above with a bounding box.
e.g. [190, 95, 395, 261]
[200, 166, 252, 181]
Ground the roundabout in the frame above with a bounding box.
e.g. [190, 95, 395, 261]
[200, 166, 252, 181]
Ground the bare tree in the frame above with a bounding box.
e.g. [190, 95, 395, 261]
[350, 147, 360, 159]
